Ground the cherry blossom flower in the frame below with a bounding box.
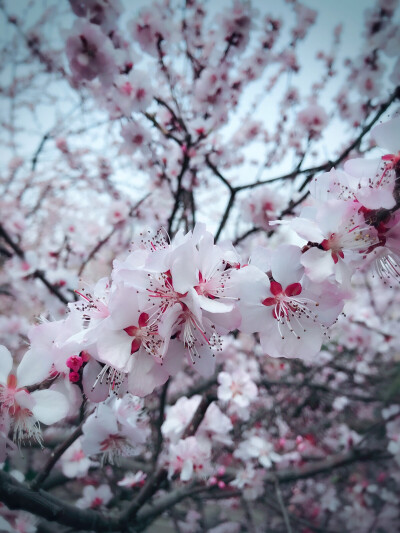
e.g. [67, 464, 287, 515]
[120, 122, 151, 154]
[81, 397, 149, 464]
[168, 436, 212, 481]
[344, 116, 400, 210]
[0, 346, 69, 447]
[234, 245, 345, 360]
[230, 465, 265, 500]
[162, 396, 202, 443]
[162, 395, 233, 445]
[217, 369, 258, 420]
[112, 70, 154, 115]
[294, 200, 379, 284]
[60, 438, 93, 478]
[296, 104, 329, 139]
[241, 186, 286, 229]
[69, 0, 122, 32]
[66, 20, 117, 86]
[117, 471, 147, 488]
[76, 484, 112, 509]
[235, 433, 282, 469]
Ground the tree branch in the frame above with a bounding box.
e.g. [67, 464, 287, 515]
[0, 223, 70, 305]
[31, 421, 84, 490]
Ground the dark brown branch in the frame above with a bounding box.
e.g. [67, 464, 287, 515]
[153, 380, 170, 465]
[260, 378, 381, 403]
[0, 445, 390, 532]
[143, 111, 182, 145]
[78, 193, 152, 277]
[274, 477, 293, 533]
[31, 422, 84, 490]
[169, 374, 218, 405]
[167, 148, 191, 235]
[31, 132, 52, 171]
[121, 391, 215, 525]
[181, 393, 216, 439]
[0, 223, 70, 305]
[205, 155, 235, 193]
[0, 469, 120, 532]
[266, 448, 390, 484]
[214, 191, 236, 242]
[233, 226, 261, 246]
[78, 225, 119, 278]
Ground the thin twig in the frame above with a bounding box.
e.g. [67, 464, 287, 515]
[274, 477, 293, 533]
[153, 380, 170, 465]
[0, 223, 70, 305]
[31, 421, 85, 490]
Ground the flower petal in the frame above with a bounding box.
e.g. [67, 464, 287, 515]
[371, 116, 400, 154]
[17, 348, 53, 388]
[0, 345, 12, 385]
[31, 389, 69, 425]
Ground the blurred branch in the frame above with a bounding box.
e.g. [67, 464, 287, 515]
[31, 421, 85, 490]
[0, 223, 71, 305]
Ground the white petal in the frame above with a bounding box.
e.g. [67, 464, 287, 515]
[344, 158, 380, 178]
[301, 248, 335, 283]
[17, 348, 53, 387]
[82, 359, 110, 403]
[161, 339, 184, 376]
[260, 318, 322, 361]
[15, 390, 34, 410]
[108, 286, 140, 330]
[0, 516, 13, 532]
[170, 247, 198, 294]
[291, 217, 324, 242]
[96, 330, 133, 372]
[271, 245, 303, 287]
[371, 116, 400, 154]
[356, 187, 396, 209]
[180, 459, 193, 481]
[128, 349, 169, 397]
[197, 294, 233, 313]
[0, 345, 12, 384]
[31, 390, 69, 425]
[190, 343, 215, 378]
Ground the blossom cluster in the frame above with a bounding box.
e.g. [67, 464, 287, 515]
[1, 0, 400, 531]
[1, 115, 399, 469]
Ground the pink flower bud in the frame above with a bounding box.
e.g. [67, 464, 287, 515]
[80, 350, 91, 362]
[66, 356, 83, 372]
[69, 371, 80, 383]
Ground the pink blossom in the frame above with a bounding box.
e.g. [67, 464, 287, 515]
[168, 436, 212, 481]
[234, 246, 345, 360]
[66, 20, 117, 86]
[117, 470, 147, 488]
[296, 104, 329, 139]
[60, 438, 93, 478]
[0, 346, 69, 447]
[76, 484, 112, 509]
[217, 369, 258, 420]
[112, 70, 153, 115]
